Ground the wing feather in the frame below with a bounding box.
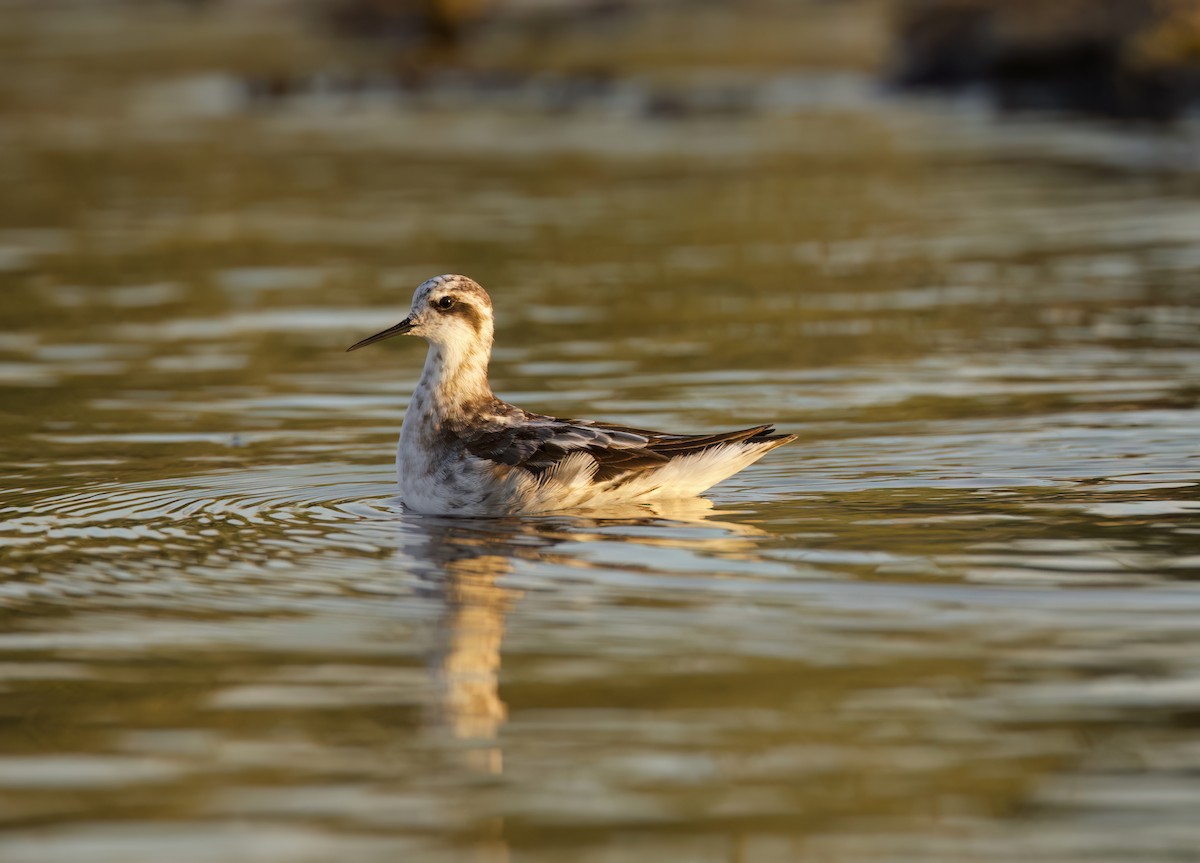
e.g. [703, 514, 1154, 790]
[456, 403, 787, 484]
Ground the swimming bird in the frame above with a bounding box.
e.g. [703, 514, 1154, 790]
[347, 274, 795, 516]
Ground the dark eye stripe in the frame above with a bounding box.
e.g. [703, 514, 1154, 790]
[445, 301, 484, 335]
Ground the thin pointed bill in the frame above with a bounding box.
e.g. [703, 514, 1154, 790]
[346, 317, 414, 352]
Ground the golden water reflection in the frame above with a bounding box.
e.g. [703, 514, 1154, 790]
[414, 499, 766, 780]
[429, 547, 516, 776]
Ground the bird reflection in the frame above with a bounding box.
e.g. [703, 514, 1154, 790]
[394, 517, 534, 775]
[388, 498, 771, 861]
[395, 496, 767, 775]
[428, 542, 516, 775]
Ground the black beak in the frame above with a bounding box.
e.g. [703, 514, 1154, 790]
[346, 317, 414, 352]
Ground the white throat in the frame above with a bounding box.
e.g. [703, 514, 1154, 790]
[412, 329, 494, 420]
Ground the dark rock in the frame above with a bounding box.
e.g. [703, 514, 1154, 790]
[325, 0, 494, 51]
[891, 0, 1200, 121]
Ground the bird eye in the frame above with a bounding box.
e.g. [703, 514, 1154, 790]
[434, 296, 456, 310]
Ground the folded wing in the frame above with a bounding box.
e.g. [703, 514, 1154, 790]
[459, 408, 789, 483]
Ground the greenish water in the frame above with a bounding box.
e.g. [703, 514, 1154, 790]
[3, 4, 1200, 861]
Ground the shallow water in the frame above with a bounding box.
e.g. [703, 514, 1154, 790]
[3, 4, 1200, 861]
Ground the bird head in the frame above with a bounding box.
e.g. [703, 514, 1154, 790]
[347, 274, 495, 354]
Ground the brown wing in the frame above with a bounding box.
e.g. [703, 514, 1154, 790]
[458, 407, 790, 483]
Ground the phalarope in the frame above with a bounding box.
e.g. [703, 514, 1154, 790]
[348, 274, 795, 516]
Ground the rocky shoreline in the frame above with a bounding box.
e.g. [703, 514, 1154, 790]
[891, 0, 1200, 120]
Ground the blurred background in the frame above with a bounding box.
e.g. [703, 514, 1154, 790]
[3, 1, 1200, 862]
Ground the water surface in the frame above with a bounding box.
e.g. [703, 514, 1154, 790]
[2, 4, 1200, 861]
